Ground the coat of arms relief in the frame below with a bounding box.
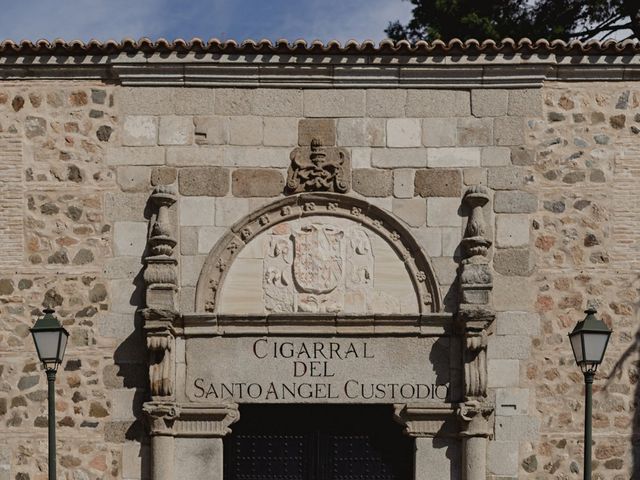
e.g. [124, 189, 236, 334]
[285, 138, 350, 194]
[263, 221, 375, 313]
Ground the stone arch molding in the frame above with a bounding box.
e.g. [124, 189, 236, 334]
[195, 193, 442, 314]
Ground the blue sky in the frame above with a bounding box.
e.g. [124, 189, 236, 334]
[0, 0, 413, 43]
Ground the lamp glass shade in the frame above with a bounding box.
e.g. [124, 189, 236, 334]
[30, 309, 69, 370]
[569, 332, 584, 364]
[581, 331, 610, 364]
[568, 308, 611, 374]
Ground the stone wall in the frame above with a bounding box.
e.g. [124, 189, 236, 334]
[0, 84, 149, 480]
[521, 83, 640, 479]
[111, 86, 540, 316]
[0, 76, 638, 480]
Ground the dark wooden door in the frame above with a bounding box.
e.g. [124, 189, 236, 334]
[224, 405, 413, 480]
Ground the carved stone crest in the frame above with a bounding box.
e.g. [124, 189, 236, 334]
[293, 225, 344, 294]
[286, 138, 350, 193]
[264, 221, 373, 313]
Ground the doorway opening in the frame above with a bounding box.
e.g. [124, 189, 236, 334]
[224, 404, 413, 480]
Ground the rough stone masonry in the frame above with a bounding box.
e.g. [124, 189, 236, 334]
[0, 38, 638, 480]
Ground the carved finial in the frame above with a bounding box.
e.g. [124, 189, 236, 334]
[461, 186, 492, 261]
[150, 184, 177, 208]
[458, 185, 494, 303]
[144, 184, 178, 312]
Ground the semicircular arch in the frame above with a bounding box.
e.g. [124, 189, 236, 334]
[194, 193, 442, 314]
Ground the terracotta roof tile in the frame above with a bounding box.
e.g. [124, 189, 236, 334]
[0, 37, 638, 55]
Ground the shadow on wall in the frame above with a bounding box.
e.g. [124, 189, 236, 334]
[112, 270, 151, 477]
[607, 327, 640, 477]
[110, 196, 155, 478]
[430, 335, 463, 480]
[440, 201, 467, 313]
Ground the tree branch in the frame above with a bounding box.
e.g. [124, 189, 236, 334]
[587, 13, 624, 33]
[571, 14, 623, 37]
[574, 22, 632, 41]
[621, 0, 640, 38]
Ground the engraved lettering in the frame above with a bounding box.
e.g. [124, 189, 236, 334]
[344, 379, 358, 399]
[293, 361, 307, 377]
[189, 338, 449, 403]
[193, 378, 205, 398]
[253, 338, 268, 359]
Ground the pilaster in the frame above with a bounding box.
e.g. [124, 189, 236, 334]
[143, 402, 240, 480]
[143, 185, 179, 400]
[458, 185, 495, 402]
[394, 405, 460, 480]
[455, 185, 496, 479]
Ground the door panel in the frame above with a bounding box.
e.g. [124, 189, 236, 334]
[224, 405, 413, 480]
[226, 432, 313, 480]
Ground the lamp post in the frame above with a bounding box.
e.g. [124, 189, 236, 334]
[568, 307, 612, 480]
[30, 308, 69, 480]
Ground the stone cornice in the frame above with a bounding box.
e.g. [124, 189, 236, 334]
[179, 312, 455, 337]
[0, 52, 639, 86]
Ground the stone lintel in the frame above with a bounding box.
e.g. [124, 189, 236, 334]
[179, 313, 455, 337]
[144, 402, 240, 437]
[393, 403, 458, 438]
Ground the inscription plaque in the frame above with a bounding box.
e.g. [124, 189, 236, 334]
[186, 336, 450, 403]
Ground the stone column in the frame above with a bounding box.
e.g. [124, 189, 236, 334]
[394, 405, 459, 480]
[458, 402, 493, 480]
[144, 403, 179, 480]
[152, 436, 175, 480]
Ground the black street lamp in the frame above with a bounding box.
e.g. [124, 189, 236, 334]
[568, 307, 612, 480]
[30, 308, 69, 480]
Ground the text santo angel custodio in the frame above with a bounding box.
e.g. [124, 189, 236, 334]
[192, 338, 450, 402]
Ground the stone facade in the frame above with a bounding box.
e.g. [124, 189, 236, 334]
[0, 42, 638, 480]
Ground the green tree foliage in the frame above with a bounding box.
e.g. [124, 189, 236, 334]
[386, 0, 640, 42]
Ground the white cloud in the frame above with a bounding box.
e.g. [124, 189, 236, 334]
[0, 0, 414, 43]
[0, 0, 170, 41]
[273, 0, 414, 42]
[309, 0, 413, 41]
